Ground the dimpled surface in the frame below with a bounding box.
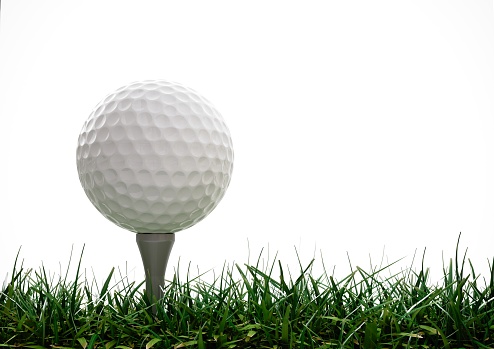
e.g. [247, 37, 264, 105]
[76, 80, 234, 233]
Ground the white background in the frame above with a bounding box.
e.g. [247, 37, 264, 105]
[1, 1, 494, 288]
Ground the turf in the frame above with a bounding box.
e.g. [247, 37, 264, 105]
[1, 236, 494, 348]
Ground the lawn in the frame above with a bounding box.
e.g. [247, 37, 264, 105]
[1, 236, 494, 348]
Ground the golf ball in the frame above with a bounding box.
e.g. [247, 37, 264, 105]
[76, 80, 234, 233]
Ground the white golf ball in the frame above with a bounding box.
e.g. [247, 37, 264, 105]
[76, 80, 234, 233]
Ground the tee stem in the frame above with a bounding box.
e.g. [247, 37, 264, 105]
[136, 233, 175, 314]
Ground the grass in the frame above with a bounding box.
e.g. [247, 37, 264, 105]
[1, 235, 494, 348]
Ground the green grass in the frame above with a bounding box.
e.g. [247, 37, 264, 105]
[1, 237, 494, 348]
